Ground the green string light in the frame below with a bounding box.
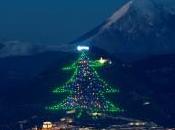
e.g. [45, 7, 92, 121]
[46, 51, 122, 117]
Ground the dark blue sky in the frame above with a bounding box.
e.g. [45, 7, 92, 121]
[0, 0, 128, 44]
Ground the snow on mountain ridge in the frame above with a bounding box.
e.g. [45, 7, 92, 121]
[0, 41, 75, 58]
[102, 0, 175, 30]
[102, 1, 133, 30]
[74, 0, 175, 61]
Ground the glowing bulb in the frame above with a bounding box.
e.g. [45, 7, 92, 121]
[77, 45, 89, 51]
[42, 122, 52, 129]
[99, 57, 108, 64]
[109, 60, 112, 64]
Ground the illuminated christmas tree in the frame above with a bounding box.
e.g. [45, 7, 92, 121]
[47, 46, 122, 117]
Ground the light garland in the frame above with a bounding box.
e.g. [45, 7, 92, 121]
[46, 51, 122, 117]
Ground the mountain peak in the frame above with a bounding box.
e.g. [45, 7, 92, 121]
[74, 0, 175, 61]
[102, 1, 133, 30]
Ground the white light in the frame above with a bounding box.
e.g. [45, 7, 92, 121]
[66, 109, 76, 114]
[91, 112, 102, 116]
[77, 45, 89, 51]
[99, 57, 108, 64]
[109, 60, 112, 64]
[129, 122, 134, 126]
[42, 122, 52, 129]
[143, 101, 150, 105]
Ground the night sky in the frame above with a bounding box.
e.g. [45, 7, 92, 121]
[0, 0, 128, 44]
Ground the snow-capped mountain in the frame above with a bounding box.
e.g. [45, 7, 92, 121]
[73, 0, 175, 61]
[0, 41, 76, 58]
[1, 0, 175, 60]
